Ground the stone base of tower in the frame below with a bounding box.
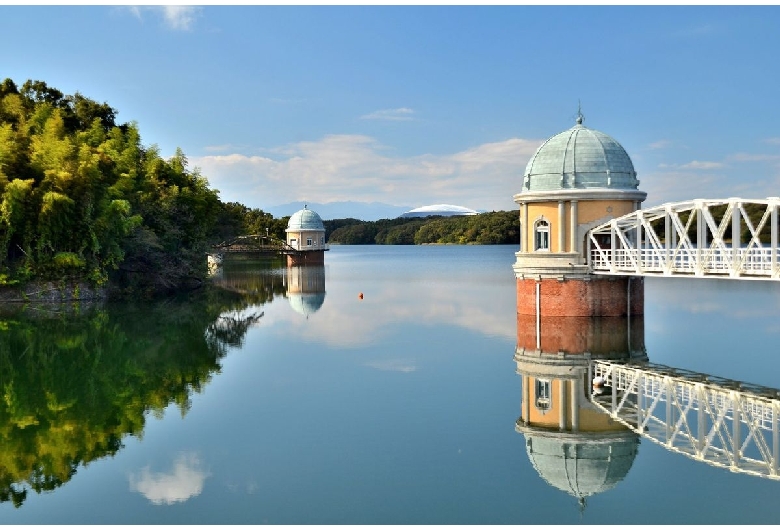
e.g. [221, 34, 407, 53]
[516, 275, 643, 318]
[286, 250, 325, 267]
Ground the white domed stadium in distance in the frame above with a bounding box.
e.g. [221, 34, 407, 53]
[285, 204, 328, 266]
[400, 204, 479, 218]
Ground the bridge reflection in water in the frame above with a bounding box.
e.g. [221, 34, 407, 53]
[515, 312, 780, 509]
[592, 360, 780, 481]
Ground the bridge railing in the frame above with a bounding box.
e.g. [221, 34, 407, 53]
[590, 247, 778, 277]
[285, 241, 329, 251]
[587, 198, 780, 280]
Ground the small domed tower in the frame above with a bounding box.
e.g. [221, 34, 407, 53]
[285, 205, 328, 266]
[514, 112, 646, 317]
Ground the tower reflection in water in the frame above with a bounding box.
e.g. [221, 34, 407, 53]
[515, 314, 647, 509]
[208, 257, 326, 318]
[285, 265, 326, 318]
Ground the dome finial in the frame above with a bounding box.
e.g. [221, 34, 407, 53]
[576, 100, 584, 125]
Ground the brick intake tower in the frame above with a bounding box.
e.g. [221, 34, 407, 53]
[514, 112, 646, 317]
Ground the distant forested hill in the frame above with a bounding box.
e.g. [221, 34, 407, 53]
[324, 210, 519, 245]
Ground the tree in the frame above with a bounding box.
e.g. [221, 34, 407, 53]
[0, 78, 225, 296]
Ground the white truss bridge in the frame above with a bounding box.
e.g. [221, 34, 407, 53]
[591, 360, 780, 480]
[588, 197, 780, 280]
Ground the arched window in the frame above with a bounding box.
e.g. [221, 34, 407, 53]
[534, 219, 550, 251]
[535, 379, 551, 412]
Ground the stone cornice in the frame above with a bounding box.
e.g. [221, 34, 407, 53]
[514, 188, 647, 204]
[513, 252, 593, 279]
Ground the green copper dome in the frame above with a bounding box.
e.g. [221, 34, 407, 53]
[287, 205, 325, 231]
[524, 432, 639, 501]
[522, 115, 639, 192]
[289, 292, 326, 317]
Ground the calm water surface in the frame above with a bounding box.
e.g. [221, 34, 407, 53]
[2, 245, 780, 524]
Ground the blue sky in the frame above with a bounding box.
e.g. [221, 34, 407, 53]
[2, 5, 780, 218]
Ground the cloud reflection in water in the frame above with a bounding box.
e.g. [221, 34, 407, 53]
[129, 452, 211, 505]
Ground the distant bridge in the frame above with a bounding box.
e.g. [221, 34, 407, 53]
[591, 360, 780, 481]
[588, 198, 780, 280]
[211, 234, 294, 257]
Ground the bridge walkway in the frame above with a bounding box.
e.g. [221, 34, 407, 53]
[587, 198, 780, 280]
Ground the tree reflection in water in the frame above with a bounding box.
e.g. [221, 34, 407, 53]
[0, 284, 272, 508]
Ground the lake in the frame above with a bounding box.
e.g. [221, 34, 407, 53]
[2, 244, 780, 524]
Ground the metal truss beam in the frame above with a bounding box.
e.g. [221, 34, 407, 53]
[588, 198, 780, 280]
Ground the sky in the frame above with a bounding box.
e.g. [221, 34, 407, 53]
[2, 5, 780, 219]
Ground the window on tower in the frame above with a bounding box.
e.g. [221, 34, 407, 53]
[534, 220, 550, 251]
[535, 379, 551, 411]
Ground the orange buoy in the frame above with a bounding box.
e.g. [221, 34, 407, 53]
[358, 292, 364, 299]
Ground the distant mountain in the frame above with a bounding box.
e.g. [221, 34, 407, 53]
[266, 201, 412, 222]
[400, 204, 480, 218]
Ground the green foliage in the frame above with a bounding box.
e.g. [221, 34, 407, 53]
[0, 289, 262, 507]
[323, 218, 362, 240]
[0, 78, 226, 296]
[326, 211, 520, 245]
[328, 222, 378, 244]
[212, 202, 288, 244]
[51, 252, 85, 270]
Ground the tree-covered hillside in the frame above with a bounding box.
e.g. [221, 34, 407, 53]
[0, 78, 284, 297]
[325, 210, 519, 245]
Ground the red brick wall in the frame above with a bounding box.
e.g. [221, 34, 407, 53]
[516, 276, 643, 317]
[287, 251, 325, 266]
[516, 313, 645, 354]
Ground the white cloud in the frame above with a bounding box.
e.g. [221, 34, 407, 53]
[364, 359, 417, 373]
[678, 160, 724, 170]
[126, 6, 142, 20]
[193, 135, 540, 212]
[648, 139, 672, 150]
[764, 138, 780, 146]
[641, 144, 780, 206]
[641, 164, 780, 207]
[192, 131, 780, 216]
[124, 6, 201, 31]
[641, 169, 721, 206]
[129, 452, 211, 505]
[727, 153, 780, 163]
[160, 6, 200, 31]
[360, 108, 415, 121]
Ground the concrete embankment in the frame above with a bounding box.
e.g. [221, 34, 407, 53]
[0, 281, 107, 303]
